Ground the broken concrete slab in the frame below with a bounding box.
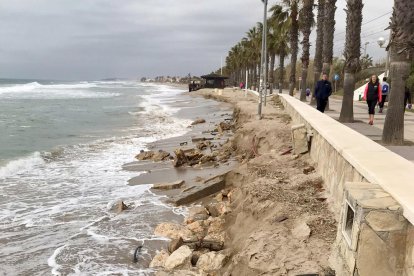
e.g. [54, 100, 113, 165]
[291, 124, 308, 154]
[152, 180, 185, 190]
[170, 175, 226, 205]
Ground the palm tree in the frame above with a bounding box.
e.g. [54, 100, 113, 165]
[322, 0, 337, 77]
[282, 0, 300, 96]
[268, 4, 290, 94]
[382, 1, 414, 145]
[360, 54, 373, 70]
[339, 0, 363, 123]
[311, 0, 325, 104]
[299, 0, 315, 101]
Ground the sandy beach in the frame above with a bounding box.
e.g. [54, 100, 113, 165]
[137, 88, 337, 275]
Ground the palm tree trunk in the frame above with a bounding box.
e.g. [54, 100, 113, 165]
[339, 0, 363, 123]
[289, 1, 299, 96]
[279, 51, 286, 94]
[382, 1, 414, 144]
[312, 0, 325, 105]
[269, 53, 276, 94]
[322, 0, 337, 77]
[299, 0, 314, 102]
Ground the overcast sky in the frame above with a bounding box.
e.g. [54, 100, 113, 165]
[0, 0, 393, 81]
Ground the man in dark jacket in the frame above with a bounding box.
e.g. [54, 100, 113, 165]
[314, 73, 333, 113]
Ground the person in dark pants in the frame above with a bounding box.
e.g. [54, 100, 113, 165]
[379, 77, 390, 113]
[404, 86, 412, 111]
[314, 73, 332, 113]
[363, 75, 382, 125]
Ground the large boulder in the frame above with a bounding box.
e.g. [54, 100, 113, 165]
[149, 250, 169, 268]
[168, 237, 184, 253]
[154, 222, 193, 240]
[164, 245, 193, 270]
[196, 251, 228, 271]
[187, 220, 206, 237]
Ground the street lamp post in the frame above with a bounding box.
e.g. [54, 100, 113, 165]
[377, 34, 391, 77]
[258, 0, 268, 117]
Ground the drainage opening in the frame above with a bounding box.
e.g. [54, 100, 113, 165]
[343, 202, 355, 245]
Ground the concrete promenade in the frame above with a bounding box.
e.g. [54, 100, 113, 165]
[274, 89, 414, 162]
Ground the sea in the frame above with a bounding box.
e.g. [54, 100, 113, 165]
[0, 79, 191, 275]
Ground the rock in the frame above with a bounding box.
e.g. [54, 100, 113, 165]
[196, 141, 211, 150]
[150, 250, 169, 268]
[199, 155, 216, 164]
[108, 199, 129, 213]
[206, 203, 220, 217]
[207, 217, 225, 235]
[191, 249, 209, 266]
[152, 180, 185, 190]
[154, 222, 193, 240]
[189, 206, 209, 218]
[303, 166, 315, 175]
[168, 237, 184, 253]
[191, 118, 206, 125]
[135, 150, 155, 160]
[196, 251, 228, 271]
[292, 222, 311, 241]
[187, 221, 206, 236]
[218, 122, 231, 133]
[152, 150, 171, 161]
[173, 149, 188, 167]
[164, 245, 193, 270]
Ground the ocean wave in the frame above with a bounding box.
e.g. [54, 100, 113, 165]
[0, 152, 45, 179]
[0, 81, 120, 99]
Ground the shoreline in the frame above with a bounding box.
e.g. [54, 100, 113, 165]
[145, 88, 338, 275]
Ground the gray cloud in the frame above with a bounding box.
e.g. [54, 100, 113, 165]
[0, 0, 393, 80]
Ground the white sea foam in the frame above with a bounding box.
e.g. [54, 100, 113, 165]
[0, 152, 45, 179]
[48, 245, 66, 276]
[0, 81, 120, 99]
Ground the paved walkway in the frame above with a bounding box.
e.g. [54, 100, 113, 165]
[289, 92, 414, 162]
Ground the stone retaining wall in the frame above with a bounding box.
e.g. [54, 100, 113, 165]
[278, 94, 414, 276]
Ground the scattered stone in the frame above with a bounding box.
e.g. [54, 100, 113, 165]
[168, 237, 184, 253]
[108, 199, 129, 213]
[187, 221, 206, 236]
[154, 222, 193, 240]
[292, 222, 311, 241]
[196, 251, 228, 271]
[274, 215, 288, 223]
[218, 121, 232, 132]
[206, 202, 220, 217]
[303, 166, 315, 175]
[184, 238, 224, 251]
[164, 245, 193, 270]
[191, 249, 210, 266]
[150, 250, 169, 268]
[152, 180, 185, 190]
[192, 137, 214, 143]
[135, 150, 155, 160]
[173, 149, 189, 167]
[191, 118, 206, 125]
[152, 150, 171, 162]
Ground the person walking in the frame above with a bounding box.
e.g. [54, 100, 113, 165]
[363, 75, 382, 125]
[379, 77, 390, 113]
[404, 86, 412, 111]
[314, 73, 332, 113]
